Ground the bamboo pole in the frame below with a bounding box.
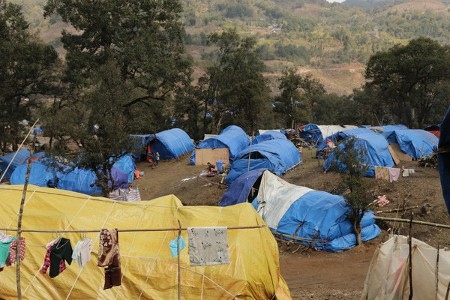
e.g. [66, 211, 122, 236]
[408, 214, 413, 300]
[373, 216, 450, 230]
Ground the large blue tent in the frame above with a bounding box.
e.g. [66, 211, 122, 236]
[438, 107, 450, 214]
[10, 161, 57, 187]
[0, 149, 31, 181]
[252, 171, 380, 252]
[190, 125, 250, 165]
[383, 129, 438, 159]
[148, 128, 194, 160]
[226, 139, 301, 184]
[322, 128, 395, 177]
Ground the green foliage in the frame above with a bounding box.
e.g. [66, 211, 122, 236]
[331, 136, 374, 245]
[364, 37, 450, 127]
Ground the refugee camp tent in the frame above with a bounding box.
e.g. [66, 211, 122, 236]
[361, 235, 450, 299]
[218, 168, 266, 206]
[190, 125, 250, 165]
[10, 161, 57, 187]
[56, 167, 103, 196]
[226, 139, 301, 184]
[0, 149, 31, 181]
[147, 128, 194, 160]
[251, 130, 287, 145]
[0, 185, 290, 299]
[383, 129, 438, 159]
[298, 124, 359, 146]
[438, 107, 450, 214]
[253, 171, 380, 252]
[322, 128, 395, 177]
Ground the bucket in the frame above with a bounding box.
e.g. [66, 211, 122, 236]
[216, 160, 224, 173]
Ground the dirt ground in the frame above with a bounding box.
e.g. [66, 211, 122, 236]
[134, 148, 449, 299]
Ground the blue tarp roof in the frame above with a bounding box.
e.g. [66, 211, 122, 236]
[299, 123, 323, 145]
[0, 149, 31, 180]
[251, 130, 286, 145]
[438, 107, 450, 214]
[149, 128, 194, 160]
[10, 161, 57, 187]
[218, 168, 266, 206]
[250, 171, 380, 252]
[322, 128, 395, 177]
[190, 125, 250, 165]
[226, 139, 301, 184]
[383, 129, 438, 159]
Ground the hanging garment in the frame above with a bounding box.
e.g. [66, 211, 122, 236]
[49, 238, 73, 278]
[98, 229, 121, 289]
[375, 166, 390, 181]
[0, 233, 15, 269]
[72, 238, 91, 267]
[188, 227, 230, 266]
[6, 236, 26, 265]
[388, 167, 401, 182]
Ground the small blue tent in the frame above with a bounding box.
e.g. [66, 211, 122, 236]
[57, 167, 103, 196]
[148, 128, 194, 160]
[10, 161, 57, 187]
[383, 129, 438, 159]
[190, 125, 250, 165]
[251, 130, 287, 145]
[299, 124, 323, 145]
[112, 154, 136, 184]
[438, 107, 450, 214]
[322, 128, 395, 177]
[218, 168, 266, 206]
[226, 139, 301, 184]
[0, 149, 31, 181]
[253, 171, 380, 252]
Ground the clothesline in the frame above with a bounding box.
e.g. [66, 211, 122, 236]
[1, 225, 266, 233]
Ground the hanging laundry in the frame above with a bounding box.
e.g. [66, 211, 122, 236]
[72, 237, 91, 267]
[40, 237, 73, 278]
[388, 167, 401, 182]
[188, 227, 230, 266]
[0, 233, 15, 270]
[98, 229, 121, 289]
[6, 236, 26, 266]
[169, 236, 186, 257]
[375, 166, 390, 181]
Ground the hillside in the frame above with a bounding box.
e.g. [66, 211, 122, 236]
[9, 0, 450, 95]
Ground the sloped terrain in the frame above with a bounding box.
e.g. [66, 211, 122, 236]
[135, 147, 448, 299]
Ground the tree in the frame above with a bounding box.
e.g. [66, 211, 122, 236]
[43, 0, 193, 132]
[330, 137, 374, 246]
[200, 28, 272, 135]
[364, 37, 450, 128]
[274, 68, 326, 128]
[0, 0, 60, 151]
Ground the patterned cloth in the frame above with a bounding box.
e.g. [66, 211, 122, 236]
[188, 227, 230, 266]
[98, 229, 121, 289]
[375, 166, 390, 181]
[7, 237, 26, 265]
[40, 238, 72, 278]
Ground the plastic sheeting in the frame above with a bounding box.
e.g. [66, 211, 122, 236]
[190, 125, 250, 165]
[362, 235, 450, 299]
[322, 128, 395, 177]
[439, 107, 450, 214]
[383, 129, 439, 159]
[253, 171, 380, 252]
[218, 168, 266, 206]
[251, 130, 287, 145]
[150, 128, 194, 160]
[10, 161, 57, 187]
[0, 185, 291, 300]
[0, 149, 31, 180]
[226, 139, 301, 184]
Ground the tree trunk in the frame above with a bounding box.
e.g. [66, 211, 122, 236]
[353, 220, 363, 246]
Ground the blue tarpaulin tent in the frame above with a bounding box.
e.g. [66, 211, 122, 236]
[383, 129, 438, 159]
[322, 128, 395, 177]
[218, 168, 266, 206]
[10, 161, 57, 187]
[0, 149, 31, 181]
[148, 128, 194, 160]
[226, 139, 301, 184]
[252, 171, 380, 252]
[251, 130, 287, 145]
[57, 167, 103, 196]
[438, 107, 450, 214]
[190, 125, 250, 165]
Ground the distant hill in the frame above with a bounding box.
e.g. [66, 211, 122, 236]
[9, 0, 450, 95]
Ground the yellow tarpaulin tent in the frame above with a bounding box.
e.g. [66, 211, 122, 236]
[0, 185, 290, 299]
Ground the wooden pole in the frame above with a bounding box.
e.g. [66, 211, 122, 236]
[177, 220, 182, 300]
[373, 216, 450, 230]
[408, 214, 413, 300]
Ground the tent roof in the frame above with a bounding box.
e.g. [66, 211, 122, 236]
[218, 168, 266, 206]
[0, 149, 31, 180]
[384, 129, 438, 159]
[151, 128, 194, 159]
[197, 125, 250, 159]
[251, 130, 287, 145]
[0, 185, 290, 299]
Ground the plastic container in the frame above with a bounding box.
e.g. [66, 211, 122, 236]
[216, 160, 224, 173]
